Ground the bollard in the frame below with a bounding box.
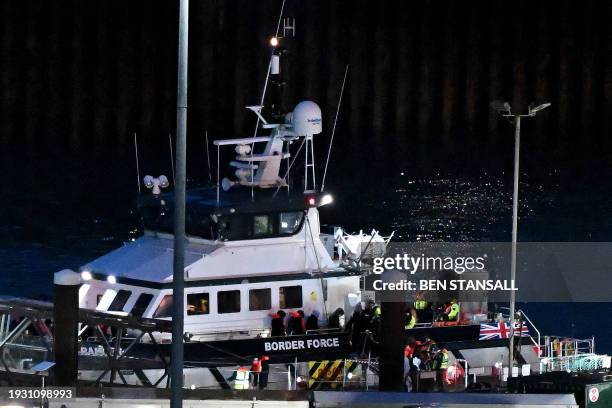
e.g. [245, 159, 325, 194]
[53, 269, 81, 386]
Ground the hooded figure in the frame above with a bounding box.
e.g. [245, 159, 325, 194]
[306, 310, 320, 331]
[288, 311, 305, 335]
[271, 310, 286, 336]
[328, 308, 345, 329]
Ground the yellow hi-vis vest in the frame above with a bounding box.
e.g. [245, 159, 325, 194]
[447, 302, 460, 320]
[432, 350, 449, 370]
[405, 314, 416, 329]
[414, 299, 428, 310]
[234, 368, 250, 390]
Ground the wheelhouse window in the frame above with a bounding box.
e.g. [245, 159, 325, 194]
[218, 290, 241, 314]
[249, 288, 271, 311]
[139, 201, 217, 240]
[279, 286, 302, 309]
[218, 211, 304, 241]
[253, 215, 273, 237]
[108, 290, 132, 312]
[131, 293, 154, 317]
[153, 295, 173, 318]
[279, 212, 304, 234]
[187, 293, 210, 315]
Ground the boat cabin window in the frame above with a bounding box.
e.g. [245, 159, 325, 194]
[139, 203, 217, 240]
[253, 215, 273, 237]
[108, 290, 132, 312]
[279, 286, 302, 309]
[249, 288, 271, 311]
[131, 293, 154, 318]
[279, 212, 303, 234]
[219, 211, 305, 241]
[187, 292, 210, 315]
[218, 290, 241, 314]
[153, 295, 173, 318]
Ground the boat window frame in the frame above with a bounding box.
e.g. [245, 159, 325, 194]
[218, 210, 306, 241]
[279, 285, 303, 309]
[248, 288, 272, 311]
[153, 294, 174, 318]
[130, 293, 154, 318]
[108, 289, 132, 312]
[217, 289, 241, 314]
[187, 292, 210, 316]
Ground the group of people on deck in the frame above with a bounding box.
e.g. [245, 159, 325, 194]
[405, 292, 461, 329]
[403, 336, 452, 392]
[270, 309, 327, 336]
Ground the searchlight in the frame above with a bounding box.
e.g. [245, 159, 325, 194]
[321, 194, 333, 206]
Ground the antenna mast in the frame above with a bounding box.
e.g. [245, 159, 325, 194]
[249, 0, 287, 200]
[133, 132, 141, 194]
[321, 64, 349, 192]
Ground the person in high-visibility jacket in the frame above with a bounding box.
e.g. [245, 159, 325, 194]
[414, 291, 432, 322]
[404, 308, 417, 329]
[431, 346, 450, 389]
[443, 299, 460, 322]
[228, 366, 250, 390]
[414, 291, 428, 311]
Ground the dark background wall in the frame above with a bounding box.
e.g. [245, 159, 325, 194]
[0, 0, 609, 175]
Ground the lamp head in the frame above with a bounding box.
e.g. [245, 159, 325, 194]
[528, 102, 551, 116]
[491, 100, 512, 115]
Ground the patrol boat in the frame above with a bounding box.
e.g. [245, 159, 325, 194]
[75, 23, 391, 348]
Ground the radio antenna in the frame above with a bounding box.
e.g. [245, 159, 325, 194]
[250, 0, 287, 200]
[168, 133, 176, 185]
[204, 130, 212, 183]
[133, 132, 141, 194]
[321, 64, 349, 192]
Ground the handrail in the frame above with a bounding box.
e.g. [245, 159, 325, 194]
[517, 309, 541, 357]
[497, 307, 542, 357]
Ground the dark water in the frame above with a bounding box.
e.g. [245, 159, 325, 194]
[2, 142, 611, 353]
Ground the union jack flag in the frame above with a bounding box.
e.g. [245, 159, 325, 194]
[479, 322, 529, 341]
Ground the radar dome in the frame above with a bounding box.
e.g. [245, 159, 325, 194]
[292, 101, 322, 135]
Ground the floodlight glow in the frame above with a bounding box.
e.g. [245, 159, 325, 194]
[321, 194, 334, 206]
[107, 275, 117, 285]
[81, 270, 93, 281]
[270, 37, 279, 47]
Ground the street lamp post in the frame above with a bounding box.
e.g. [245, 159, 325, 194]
[171, 0, 189, 407]
[491, 101, 551, 380]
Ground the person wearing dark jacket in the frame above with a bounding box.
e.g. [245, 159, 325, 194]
[328, 308, 344, 329]
[271, 310, 286, 336]
[306, 311, 320, 331]
[287, 311, 306, 335]
[259, 355, 270, 389]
